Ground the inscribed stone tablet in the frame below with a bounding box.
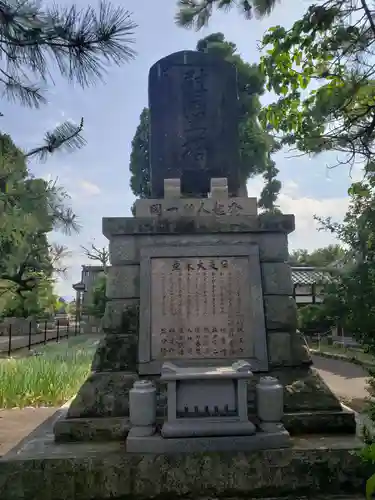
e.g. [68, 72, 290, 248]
[148, 51, 240, 198]
[150, 256, 252, 360]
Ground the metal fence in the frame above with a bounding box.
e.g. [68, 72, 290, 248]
[304, 330, 360, 351]
[0, 319, 83, 356]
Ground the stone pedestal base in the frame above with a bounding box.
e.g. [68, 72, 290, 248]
[1, 421, 369, 500]
[53, 366, 356, 442]
[126, 425, 291, 454]
[53, 407, 357, 443]
[161, 418, 256, 438]
[54, 210, 358, 444]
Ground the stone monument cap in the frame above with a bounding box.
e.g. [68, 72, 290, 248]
[160, 361, 253, 381]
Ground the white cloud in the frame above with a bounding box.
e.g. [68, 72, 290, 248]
[247, 177, 349, 251]
[79, 180, 101, 196]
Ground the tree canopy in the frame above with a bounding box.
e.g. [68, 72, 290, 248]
[0, 134, 77, 317]
[86, 274, 107, 319]
[289, 244, 347, 267]
[0, 0, 136, 157]
[175, 0, 278, 29]
[0, 0, 138, 317]
[129, 33, 281, 211]
[297, 176, 375, 352]
[259, 0, 375, 171]
[129, 108, 150, 199]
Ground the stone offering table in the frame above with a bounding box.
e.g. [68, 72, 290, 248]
[126, 360, 291, 453]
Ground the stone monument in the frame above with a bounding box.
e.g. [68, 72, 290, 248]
[149, 51, 240, 198]
[54, 50, 356, 444]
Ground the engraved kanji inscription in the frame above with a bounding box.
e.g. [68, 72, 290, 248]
[151, 256, 252, 360]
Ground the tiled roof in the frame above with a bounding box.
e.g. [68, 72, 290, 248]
[291, 267, 333, 285]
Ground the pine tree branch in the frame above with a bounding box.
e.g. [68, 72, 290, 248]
[0, 1, 137, 89]
[25, 118, 86, 160]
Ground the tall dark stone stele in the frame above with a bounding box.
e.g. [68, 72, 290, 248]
[149, 50, 240, 198]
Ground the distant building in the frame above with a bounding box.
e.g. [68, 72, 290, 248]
[72, 265, 106, 312]
[72, 264, 333, 310]
[291, 266, 334, 306]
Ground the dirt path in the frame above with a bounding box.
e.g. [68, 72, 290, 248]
[311, 354, 370, 411]
[0, 407, 58, 457]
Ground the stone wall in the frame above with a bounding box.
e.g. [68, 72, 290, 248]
[0, 317, 38, 337]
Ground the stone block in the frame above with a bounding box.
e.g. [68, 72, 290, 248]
[102, 298, 139, 332]
[268, 332, 292, 366]
[54, 417, 129, 442]
[109, 236, 137, 263]
[134, 197, 258, 218]
[0, 437, 369, 500]
[91, 333, 138, 372]
[102, 213, 295, 239]
[210, 177, 229, 198]
[261, 262, 293, 295]
[264, 295, 297, 330]
[283, 409, 356, 435]
[106, 265, 139, 299]
[109, 233, 289, 265]
[126, 427, 290, 454]
[66, 371, 138, 418]
[164, 178, 181, 198]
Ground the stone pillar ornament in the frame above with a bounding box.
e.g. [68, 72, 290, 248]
[209, 178, 229, 199]
[256, 376, 284, 431]
[163, 178, 181, 199]
[129, 380, 156, 437]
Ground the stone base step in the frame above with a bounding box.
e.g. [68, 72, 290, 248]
[0, 411, 370, 500]
[54, 409, 356, 443]
[191, 498, 364, 500]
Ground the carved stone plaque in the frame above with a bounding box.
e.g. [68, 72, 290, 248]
[148, 50, 240, 198]
[150, 256, 252, 360]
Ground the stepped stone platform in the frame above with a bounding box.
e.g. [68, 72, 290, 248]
[0, 408, 369, 500]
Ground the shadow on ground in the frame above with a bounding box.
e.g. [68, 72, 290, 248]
[312, 355, 370, 380]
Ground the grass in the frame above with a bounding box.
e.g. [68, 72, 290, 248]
[310, 340, 375, 366]
[0, 334, 100, 409]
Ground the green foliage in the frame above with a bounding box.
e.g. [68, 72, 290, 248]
[129, 33, 280, 210]
[87, 274, 107, 319]
[259, 0, 375, 169]
[1, 279, 56, 318]
[175, 0, 278, 29]
[54, 298, 67, 314]
[65, 300, 77, 317]
[289, 244, 346, 267]
[313, 173, 375, 348]
[0, 0, 137, 157]
[367, 472, 375, 500]
[0, 335, 97, 408]
[0, 134, 77, 313]
[130, 108, 150, 199]
[297, 304, 334, 334]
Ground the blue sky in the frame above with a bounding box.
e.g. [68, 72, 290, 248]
[3, 0, 360, 297]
